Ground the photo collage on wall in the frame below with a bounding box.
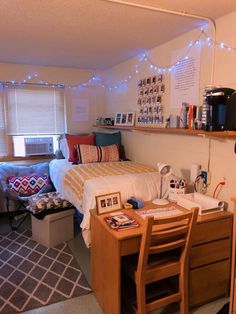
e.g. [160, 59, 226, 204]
[136, 74, 165, 126]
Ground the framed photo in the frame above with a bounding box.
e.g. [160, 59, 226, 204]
[115, 112, 135, 126]
[121, 113, 127, 124]
[126, 112, 135, 126]
[96, 191, 122, 215]
[115, 112, 122, 125]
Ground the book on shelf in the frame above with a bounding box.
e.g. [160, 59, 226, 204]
[104, 213, 139, 231]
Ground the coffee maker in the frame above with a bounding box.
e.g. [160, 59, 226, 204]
[205, 87, 235, 131]
[225, 91, 236, 130]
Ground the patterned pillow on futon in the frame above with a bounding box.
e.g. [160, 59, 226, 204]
[7, 174, 49, 196]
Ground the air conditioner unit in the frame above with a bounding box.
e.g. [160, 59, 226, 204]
[24, 137, 54, 156]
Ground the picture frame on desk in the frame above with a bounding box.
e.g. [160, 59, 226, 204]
[96, 191, 121, 215]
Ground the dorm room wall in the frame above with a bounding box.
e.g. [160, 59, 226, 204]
[0, 62, 105, 134]
[102, 11, 236, 211]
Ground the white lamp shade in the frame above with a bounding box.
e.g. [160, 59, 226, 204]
[152, 162, 172, 205]
[157, 162, 172, 177]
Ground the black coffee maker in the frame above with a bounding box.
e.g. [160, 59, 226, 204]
[206, 87, 235, 131]
[225, 91, 236, 130]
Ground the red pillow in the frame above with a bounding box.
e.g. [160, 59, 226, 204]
[66, 134, 95, 162]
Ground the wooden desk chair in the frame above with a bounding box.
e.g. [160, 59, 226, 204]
[123, 207, 198, 314]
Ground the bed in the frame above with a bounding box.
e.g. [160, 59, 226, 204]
[49, 159, 161, 247]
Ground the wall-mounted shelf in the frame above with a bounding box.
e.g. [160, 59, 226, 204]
[93, 125, 236, 138]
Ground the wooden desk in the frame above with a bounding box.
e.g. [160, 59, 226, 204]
[91, 202, 232, 314]
[230, 197, 236, 314]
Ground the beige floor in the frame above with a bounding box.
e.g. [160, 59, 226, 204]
[1, 215, 228, 314]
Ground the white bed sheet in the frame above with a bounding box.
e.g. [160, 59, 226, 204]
[49, 159, 161, 247]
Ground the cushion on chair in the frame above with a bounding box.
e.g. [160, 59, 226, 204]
[0, 162, 52, 195]
[7, 174, 49, 196]
[27, 191, 74, 219]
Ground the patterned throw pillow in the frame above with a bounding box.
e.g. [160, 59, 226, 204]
[75, 144, 120, 164]
[27, 191, 73, 215]
[7, 174, 49, 196]
[65, 134, 95, 162]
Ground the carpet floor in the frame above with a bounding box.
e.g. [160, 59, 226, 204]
[0, 229, 91, 314]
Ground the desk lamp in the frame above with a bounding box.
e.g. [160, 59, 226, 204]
[152, 162, 172, 205]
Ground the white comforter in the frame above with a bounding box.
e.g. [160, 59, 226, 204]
[49, 159, 161, 246]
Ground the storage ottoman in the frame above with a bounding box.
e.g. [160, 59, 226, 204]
[31, 209, 74, 247]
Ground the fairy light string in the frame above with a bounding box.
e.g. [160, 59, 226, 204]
[1, 28, 236, 91]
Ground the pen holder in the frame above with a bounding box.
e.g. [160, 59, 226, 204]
[169, 187, 186, 202]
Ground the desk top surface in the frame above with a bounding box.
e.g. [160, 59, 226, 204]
[91, 201, 232, 241]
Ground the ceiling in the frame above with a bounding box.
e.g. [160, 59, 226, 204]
[0, 0, 235, 70]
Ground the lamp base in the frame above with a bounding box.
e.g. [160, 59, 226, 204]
[152, 198, 169, 206]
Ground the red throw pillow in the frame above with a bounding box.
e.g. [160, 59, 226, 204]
[7, 174, 49, 196]
[66, 134, 95, 162]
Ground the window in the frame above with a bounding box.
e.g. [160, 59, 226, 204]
[0, 85, 7, 156]
[0, 83, 66, 157]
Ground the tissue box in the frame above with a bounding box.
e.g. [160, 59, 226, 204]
[177, 193, 224, 215]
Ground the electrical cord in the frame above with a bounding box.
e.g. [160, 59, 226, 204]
[213, 181, 225, 198]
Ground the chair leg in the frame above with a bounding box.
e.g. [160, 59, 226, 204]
[136, 283, 146, 314]
[179, 268, 189, 314]
[6, 197, 14, 231]
[6, 197, 29, 231]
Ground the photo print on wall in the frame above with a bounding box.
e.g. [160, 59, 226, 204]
[136, 74, 165, 126]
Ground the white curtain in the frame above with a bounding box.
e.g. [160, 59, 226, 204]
[0, 84, 7, 156]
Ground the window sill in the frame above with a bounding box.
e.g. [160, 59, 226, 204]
[0, 155, 54, 165]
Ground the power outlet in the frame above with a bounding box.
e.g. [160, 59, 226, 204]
[221, 177, 227, 188]
[201, 171, 211, 185]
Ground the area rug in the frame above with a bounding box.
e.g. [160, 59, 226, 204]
[0, 229, 91, 313]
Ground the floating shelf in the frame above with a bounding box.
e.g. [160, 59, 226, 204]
[93, 125, 236, 138]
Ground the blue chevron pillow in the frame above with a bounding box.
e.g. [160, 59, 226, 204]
[7, 174, 49, 196]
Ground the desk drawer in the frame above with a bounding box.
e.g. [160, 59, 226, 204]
[189, 259, 230, 306]
[190, 238, 231, 269]
[192, 218, 232, 246]
[233, 278, 236, 312]
[121, 237, 141, 256]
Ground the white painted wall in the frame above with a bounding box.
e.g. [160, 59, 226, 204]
[102, 11, 236, 211]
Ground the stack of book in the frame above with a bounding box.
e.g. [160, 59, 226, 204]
[104, 213, 139, 231]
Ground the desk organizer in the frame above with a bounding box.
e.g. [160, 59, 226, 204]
[168, 187, 186, 202]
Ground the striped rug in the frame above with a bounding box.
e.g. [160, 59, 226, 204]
[0, 229, 91, 313]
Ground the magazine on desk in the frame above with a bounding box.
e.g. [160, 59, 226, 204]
[104, 212, 140, 231]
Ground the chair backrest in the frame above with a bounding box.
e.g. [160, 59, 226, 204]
[137, 207, 199, 282]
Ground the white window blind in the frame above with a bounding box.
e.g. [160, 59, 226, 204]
[6, 84, 65, 135]
[0, 85, 7, 156]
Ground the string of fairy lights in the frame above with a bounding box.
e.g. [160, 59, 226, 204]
[1, 28, 236, 91]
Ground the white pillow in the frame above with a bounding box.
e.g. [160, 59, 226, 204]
[60, 138, 69, 159]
